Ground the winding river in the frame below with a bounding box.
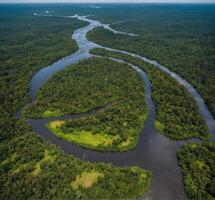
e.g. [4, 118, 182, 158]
[26, 14, 215, 200]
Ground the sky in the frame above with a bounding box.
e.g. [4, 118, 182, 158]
[0, 0, 214, 3]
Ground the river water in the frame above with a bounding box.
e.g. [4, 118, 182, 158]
[27, 14, 215, 200]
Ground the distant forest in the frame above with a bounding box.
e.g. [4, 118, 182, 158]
[87, 4, 215, 118]
[0, 4, 214, 200]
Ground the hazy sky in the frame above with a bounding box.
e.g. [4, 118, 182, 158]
[0, 0, 214, 3]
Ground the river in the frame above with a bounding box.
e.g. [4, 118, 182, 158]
[27, 14, 215, 200]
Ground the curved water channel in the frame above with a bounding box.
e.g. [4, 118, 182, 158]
[26, 14, 215, 200]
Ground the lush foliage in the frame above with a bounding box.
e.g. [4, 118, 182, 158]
[90, 48, 210, 140]
[25, 57, 146, 119]
[0, 132, 152, 199]
[1, 4, 214, 199]
[177, 142, 215, 200]
[0, 6, 152, 199]
[0, 7, 87, 141]
[48, 120, 120, 149]
[31, 57, 148, 151]
[87, 4, 215, 118]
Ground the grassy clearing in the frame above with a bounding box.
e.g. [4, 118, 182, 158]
[48, 120, 65, 129]
[71, 171, 104, 190]
[43, 109, 63, 118]
[47, 120, 120, 149]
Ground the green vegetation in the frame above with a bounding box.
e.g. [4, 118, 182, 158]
[30, 57, 147, 151]
[0, 133, 152, 199]
[154, 121, 165, 132]
[0, 6, 152, 199]
[1, 4, 214, 199]
[43, 110, 63, 118]
[12, 162, 32, 174]
[87, 5, 215, 118]
[47, 120, 119, 148]
[0, 153, 17, 167]
[24, 57, 147, 120]
[0, 7, 87, 141]
[30, 149, 56, 176]
[71, 171, 104, 190]
[90, 48, 210, 140]
[177, 142, 215, 200]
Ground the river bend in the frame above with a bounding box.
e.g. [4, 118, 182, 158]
[26, 14, 215, 200]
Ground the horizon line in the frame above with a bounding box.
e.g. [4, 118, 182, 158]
[0, 1, 215, 4]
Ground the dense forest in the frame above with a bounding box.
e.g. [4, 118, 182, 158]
[0, 7, 87, 141]
[90, 48, 210, 140]
[87, 5, 215, 118]
[0, 6, 152, 199]
[24, 57, 147, 119]
[0, 132, 152, 199]
[177, 142, 215, 200]
[1, 4, 214, 199]
[28, 57, 148, 151]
